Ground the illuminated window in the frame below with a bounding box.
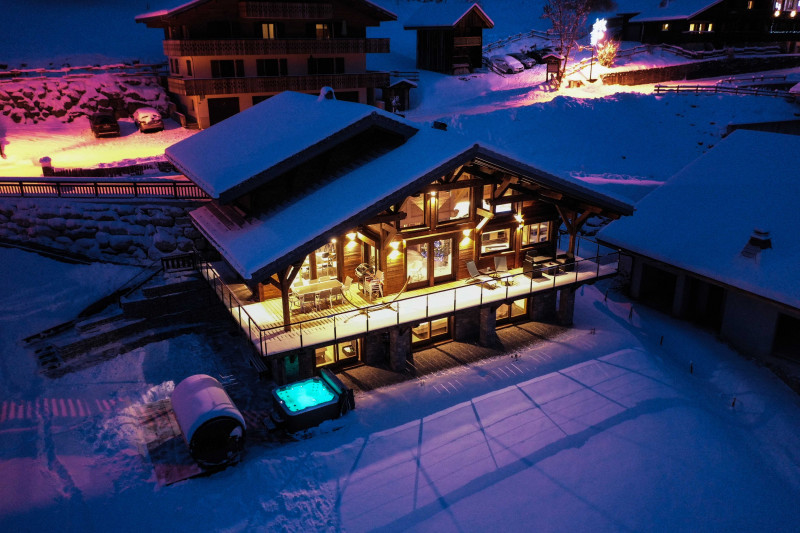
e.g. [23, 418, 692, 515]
[262, 23, 276, 39]
[747, 0, 753, 8]
[437, 187, 471, 223]
[521, 221, 551, 246]
[400, 195, 425, 228]
[481, 229, 511, 254]
[316, 23, 331, 39]
[496, 298, 527, 322]
[662, 23, 669, 31]
[689, 23, 697, 32]
[707, 23, 714, 31]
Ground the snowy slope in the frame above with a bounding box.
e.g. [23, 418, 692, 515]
[1, 248, 800, 531]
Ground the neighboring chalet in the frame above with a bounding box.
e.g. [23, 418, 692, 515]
[135, 0, 396, 128]
[612, 0, 800, 50]
[404, 3, 493, 74]
[167, 90, 633, 384]
[599, 130, 800, 361]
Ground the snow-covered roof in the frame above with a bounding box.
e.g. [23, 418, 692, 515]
[630, 0, 723, 22]
[404, 2, 494, 29]
[599, 130, 800, 311]
[137, 0, 396, 23]
[184, 95, 632, 282]
[167, 91, 418, 202]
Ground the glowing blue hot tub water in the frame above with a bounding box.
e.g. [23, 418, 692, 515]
[271, 372, 350, 432]
[274, 377, 336, 413]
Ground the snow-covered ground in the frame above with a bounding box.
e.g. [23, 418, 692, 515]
[2, 248, 799, 532]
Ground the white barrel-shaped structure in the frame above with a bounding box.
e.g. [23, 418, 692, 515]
[171, 374, 246, 468]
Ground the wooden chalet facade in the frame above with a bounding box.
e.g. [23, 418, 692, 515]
[404, 3, 493, 75]
[136, 0, 396, 128]
[614, 0, 800, 50]
[167, 91, 633, 384]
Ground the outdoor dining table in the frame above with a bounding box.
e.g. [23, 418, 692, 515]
[292, 279, 342, 296]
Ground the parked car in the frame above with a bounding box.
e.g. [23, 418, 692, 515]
[89, 111, 120, 138]
[489, 55, 524, 74]
[507, 52, 536, 69]
[132, 107, 164, 133]
[526, 47, 553, 63]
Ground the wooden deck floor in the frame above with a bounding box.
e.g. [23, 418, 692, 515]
[199, 256, 619, 358]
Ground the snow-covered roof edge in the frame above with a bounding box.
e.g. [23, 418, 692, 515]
[630, 0, 724, 23]
[404, 3, 494, 29]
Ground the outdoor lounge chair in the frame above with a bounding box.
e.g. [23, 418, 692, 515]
[466, 261, 496, 288]
[494, 255, 513, 285]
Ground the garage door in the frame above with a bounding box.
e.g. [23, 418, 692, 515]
[208, 97, 240, 126]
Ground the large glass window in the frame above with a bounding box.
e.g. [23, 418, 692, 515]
[315, 340, 358, 367]
[257, 58, 287, 77]
[432, 238, 453, 278]
[481, 228, 511, 254]
[211, 59, 245, 78]
[400, 195, 425, 228]
[482, 184, 513, 213]
[496, 299, 527, 322]
[262, 23, 276, 39]
[521, 221, 551, 246]
[437, 188, 471, 223]
[407, 242, 428, 284]
[316, 23, 331, 39]
[412, 318, 449, 344]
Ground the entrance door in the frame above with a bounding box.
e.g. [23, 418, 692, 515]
[406, 236, 455, 289]
[208, 97, 240, 125]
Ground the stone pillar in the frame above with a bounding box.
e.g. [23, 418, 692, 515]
[479, 305, 500, 347]
[557, 287, 576, 326]
[298, 347, 315, 381]
[361, 331, 387, 366]
[389, 327, 412, 372]
[453, 307, 481, 342]
[672, 274, 689, 318]
[529, 291, 557, 322]
[629, 257, 644, 299]
[270, 357, 286, 385]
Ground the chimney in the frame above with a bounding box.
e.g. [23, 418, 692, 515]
[318, 86, 336, 101]
[741, 228, 771, 259]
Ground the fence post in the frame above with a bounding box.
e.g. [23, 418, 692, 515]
[19, 181, 24, 197]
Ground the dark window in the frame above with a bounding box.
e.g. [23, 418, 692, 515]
[256, 58, 287, 77]
[211, 59, 245, 78]
[252, 95, 272, 105]
[185, 59, 192, 76]
[308, 57, 345, 75]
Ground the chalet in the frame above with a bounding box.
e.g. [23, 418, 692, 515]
[404, 3, 493, 75]
[167, 90, 633, 384]
[599, 130, 800, 361]
[612, 0, 800, 50]
[135, 0, 396, 129]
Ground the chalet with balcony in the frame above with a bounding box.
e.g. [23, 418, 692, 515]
[404, 3, 493, 75]
[599, 130, 800, 363]
[136, 0, 396, 128]
[167, 90, 633, 384]
[613, 0, 800, 50]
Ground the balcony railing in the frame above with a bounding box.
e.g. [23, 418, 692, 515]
[238, 1, 332, 19]
[163, 38, 390, 57]
[169, 72, 390, 96]
[199, 235, 622, 360]
[0, 177, 208, 200]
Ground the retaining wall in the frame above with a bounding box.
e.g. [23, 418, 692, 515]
[0, 197, 207, 264]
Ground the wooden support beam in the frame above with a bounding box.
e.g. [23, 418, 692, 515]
[365, 211, 407, 225]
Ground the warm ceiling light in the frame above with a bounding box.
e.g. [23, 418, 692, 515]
[792, 10, 797, 17]
[775, 9, 781, 16]
[330, 238, 337, 243]
[389, 240, 399, 250]
[462, 228, 472, 236]
[514, 213, 524, 224]
[347, 232, 357, 241]
[429, 191, 437, 197]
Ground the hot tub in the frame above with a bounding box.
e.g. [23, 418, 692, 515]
[271, 370, 353, 432]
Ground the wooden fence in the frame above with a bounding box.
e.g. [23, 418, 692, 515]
[0, 177, 209, 200]
[654, 84, 796, 99]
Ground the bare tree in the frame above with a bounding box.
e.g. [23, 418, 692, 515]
[542, 0, 592, 85]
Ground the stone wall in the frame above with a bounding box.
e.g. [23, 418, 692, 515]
[0, 73, 170, 124]
[0, 198, 208, 264]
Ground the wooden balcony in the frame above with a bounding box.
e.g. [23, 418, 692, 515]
[163, 38, 390, 57]
[454, 36, 482, 47]
[168, 72, 391, 96]
[238, 1, 332, 19]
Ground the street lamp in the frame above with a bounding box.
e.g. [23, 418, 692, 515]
[589, 18, 607, 82]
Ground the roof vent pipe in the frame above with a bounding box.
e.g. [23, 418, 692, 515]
[741, 228, 772, 259]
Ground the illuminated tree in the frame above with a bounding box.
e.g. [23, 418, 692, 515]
[542, 0, 592, 85]
[597, 40, 618, 67]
